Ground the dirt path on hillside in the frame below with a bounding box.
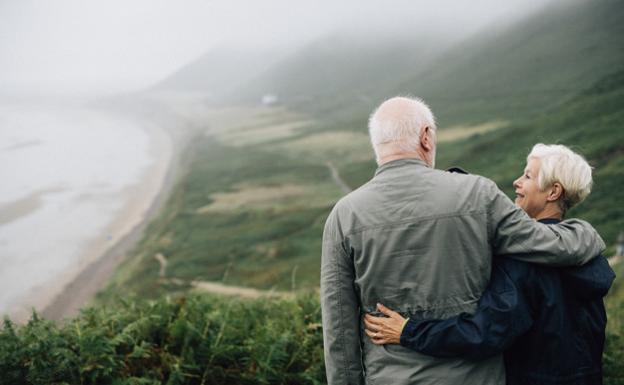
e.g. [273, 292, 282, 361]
[326, 161, 352, 194]
[190, 280, 293, 299]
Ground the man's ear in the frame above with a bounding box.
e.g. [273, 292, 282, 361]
[420, 126, 434, 152]
[547, 182, 564, 202]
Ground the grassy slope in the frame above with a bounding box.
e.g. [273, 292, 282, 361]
[437, 69, 624, 246]
[101, 110, 345, 300]
[400, 0, 624, 126]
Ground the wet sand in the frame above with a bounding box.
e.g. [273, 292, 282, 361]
[0, 187, 66, 226]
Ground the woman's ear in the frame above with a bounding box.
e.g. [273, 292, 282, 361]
[547, 182, 564, 202]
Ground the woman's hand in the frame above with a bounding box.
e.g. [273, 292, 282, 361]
[364, 303, 407, 345]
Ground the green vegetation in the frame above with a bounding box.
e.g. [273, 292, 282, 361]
[101, 120, 344, 300]
[0, 295, 324, 385]
[2, 285, 624, 384]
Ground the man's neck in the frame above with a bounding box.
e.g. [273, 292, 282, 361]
[378, 153, 428, 166]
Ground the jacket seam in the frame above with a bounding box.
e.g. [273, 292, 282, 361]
[345, 209, 487, 237]
[331, 243, 350, 383]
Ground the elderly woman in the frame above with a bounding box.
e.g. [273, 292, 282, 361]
[364, 144, 615, 385]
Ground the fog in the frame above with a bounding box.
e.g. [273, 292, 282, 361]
[0, 0, 561, 95]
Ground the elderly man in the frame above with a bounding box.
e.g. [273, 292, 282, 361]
[320, 97, 605, 385]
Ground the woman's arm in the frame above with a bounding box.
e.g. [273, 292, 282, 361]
[364, 262, 535, 360]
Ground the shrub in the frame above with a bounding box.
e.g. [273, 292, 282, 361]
[0, 295, 324, 385]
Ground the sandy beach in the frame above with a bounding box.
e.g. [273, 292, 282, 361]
[36, 116, 184, 322]
[0, 93, 204, 323]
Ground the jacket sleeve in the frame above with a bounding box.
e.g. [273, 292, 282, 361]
[320, 208, 364, 385]
[399, 262, 534, 360]
[483, 178, 605, 266]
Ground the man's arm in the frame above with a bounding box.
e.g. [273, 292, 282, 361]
[398, 262, 534, 360]
[483, 178, 605, 265]
[320, 208, 364, 385]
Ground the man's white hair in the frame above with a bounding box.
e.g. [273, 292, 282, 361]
[368, 96, 437, 161]
[528, 143, 593, 214]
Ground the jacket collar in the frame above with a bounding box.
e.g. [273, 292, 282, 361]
[538, 218, 561, 225]
[374, 157, 429, 177]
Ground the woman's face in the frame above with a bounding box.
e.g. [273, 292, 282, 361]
[513, 158, 551, 219]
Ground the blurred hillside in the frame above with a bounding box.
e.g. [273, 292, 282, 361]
[154, 48, 285, 102]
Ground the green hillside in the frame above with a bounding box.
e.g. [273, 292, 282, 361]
[402, 0, 624, 126]
[438, 69, 624, 245]
[99, 108, 346, 298]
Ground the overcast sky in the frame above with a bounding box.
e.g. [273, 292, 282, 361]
[0, 0, 560, 94]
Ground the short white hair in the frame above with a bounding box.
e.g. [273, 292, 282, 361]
[528, 143, 593, 213]
[368, 96, 436, 159]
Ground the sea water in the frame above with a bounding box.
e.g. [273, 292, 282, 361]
[0, 101, 158, 318]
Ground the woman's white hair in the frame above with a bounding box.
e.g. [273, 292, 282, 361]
[368, 96, 437, 161]
[528, 143, 593, 214]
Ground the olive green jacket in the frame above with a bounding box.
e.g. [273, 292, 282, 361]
[320, 158, 605, 385]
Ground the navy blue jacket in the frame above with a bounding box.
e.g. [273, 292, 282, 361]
[400, 219, 616, 385]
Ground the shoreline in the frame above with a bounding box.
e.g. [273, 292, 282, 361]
[39, 117, 185, 322]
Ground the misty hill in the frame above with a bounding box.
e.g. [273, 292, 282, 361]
[400, 0, 624, 125]
[153, 47, 284, 102]
[219, 32, 451, 115]
[155, 32, 451, 115]
[156, 0, 623, 127]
